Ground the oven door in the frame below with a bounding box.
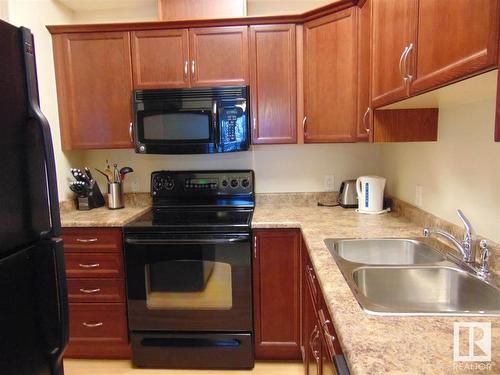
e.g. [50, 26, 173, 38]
[134, 106, 217, 154]
[124, 233, 252, 332]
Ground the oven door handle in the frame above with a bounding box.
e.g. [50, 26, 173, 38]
[125, 237, 249, 245]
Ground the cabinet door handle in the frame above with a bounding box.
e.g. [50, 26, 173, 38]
[184, 60, 188, 79]
[309, 325, 320, 361]
[399, 45, 409, 80]
[253, 236, 257, 259]
[320, 309, 336, 342]
[302, 116, 308, 136]
[253, 117, 257, 132]
[362, 107, 371, 133]
[79, 288, 101, 294]
[76, 238, 98, 243]
[191, 60, 196, 77]
[78, 263, 100, 269]
[129, 122, 133, 143]
[404, 43, 414, 83]
[82, 321, 103, 328]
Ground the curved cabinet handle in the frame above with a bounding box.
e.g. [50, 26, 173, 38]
[78, 263, 100, 269]
[76, 238, 98, 243]
[362, 107, 371, 134]
[129, 122, 133, 143]
[253, 117, 257, 132]
[79, 288, 101, 294]
[322, 319, 336, 342]
[309, 325, 320, 361]
[404, 43, 414, 83]
[191, 60, 196, 77]
[82, 322, 103, 328]
[302, 116, 308, 136]
[184, 60, 188, 79]
[399, 45, 409, 80]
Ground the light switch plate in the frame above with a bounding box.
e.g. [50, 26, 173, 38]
[324, 175, 335, 192]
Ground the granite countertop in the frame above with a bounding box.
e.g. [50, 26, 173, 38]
[60, 205, 151, 227]
[253, 204, 499, 375]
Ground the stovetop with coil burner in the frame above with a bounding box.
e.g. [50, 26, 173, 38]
[124, 170, 255, 233]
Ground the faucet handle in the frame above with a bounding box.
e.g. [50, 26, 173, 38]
[457, 209, 473, 237]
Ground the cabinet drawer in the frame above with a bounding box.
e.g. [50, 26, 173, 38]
[61, 228, 122, 253]
[69, 303, 128, 342]
[67, 278, 125, 303]
[65, 253, 123, 278]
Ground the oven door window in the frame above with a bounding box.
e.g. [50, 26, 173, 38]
[145, 259, 232, 310]
[138, 111, 212, 143]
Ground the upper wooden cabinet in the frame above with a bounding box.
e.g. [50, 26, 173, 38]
[371, 0, 499, 108]
[189, 26, 249, 87]
[52, 32, 133, 150]
[131, 27, 248, 89]
[303, 9, 358, 143]
[371, 0, 418, 108]
[253, 229, 301, 360]
[131, 29, 190, 89]
[356, 0, 371, 141]
[250, 24, 297, 144]
[410, 0, 499, 94]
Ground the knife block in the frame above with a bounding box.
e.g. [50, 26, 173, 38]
[76, 181, 105, 210]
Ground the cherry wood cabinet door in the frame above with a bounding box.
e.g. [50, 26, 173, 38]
[189, 26, 249, 87]
[52, 32, 133, 150]
[253, 229, 301, 360]
[250, 24, 297, 144]
[131, 29, 190, 89]
[411, 0, 499, 94]
[304, 9, 358, 143]
[371, 0, 418, 108]
[356, 1, 371, 142]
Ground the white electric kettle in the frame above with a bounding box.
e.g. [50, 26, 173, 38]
[356, 176, 386, 213]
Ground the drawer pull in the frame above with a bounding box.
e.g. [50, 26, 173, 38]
[79, 288, 101, 294]
[78, 263, 100, 269]
[82, 321, 103, 328]
[322, 319, 336, 341]
[76, 238, 98, 243]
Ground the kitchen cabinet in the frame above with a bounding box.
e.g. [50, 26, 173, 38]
[132, 26, 248, 88]
[253, 229, 301, 360]
[371, 0, 499, 108]
[52, 32, 133, 150]
[303, 8, 358, 143]
[131, 29, 190, 89]
[370, 0, 418, 108]
[302, 242, 344, 375]
[61, 227, 130, 359]
[250, 24, 297, 144]
[410, 0, 499, 95]
[190, 26, 248, 87]
[356, 0, 371, 141]
[496, 45, 500, 142]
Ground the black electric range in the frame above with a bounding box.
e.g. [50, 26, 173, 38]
[123, 170, 255, 369]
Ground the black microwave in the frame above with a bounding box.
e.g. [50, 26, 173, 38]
[132, 86, 250, 154]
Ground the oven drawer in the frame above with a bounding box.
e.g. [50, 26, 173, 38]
[65, 253, 124, 278]
[130, 332, 254, 369]
[61, 228, 122, 253]
[67, 278, 125, 303]
[69, 303, 128, 341]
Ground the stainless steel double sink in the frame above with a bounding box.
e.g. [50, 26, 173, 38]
[324, 238, 500, 316]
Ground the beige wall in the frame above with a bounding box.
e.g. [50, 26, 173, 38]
[81, 144, 382, 193]
[6, 0, 83, 201]
[0, 0, 8, 20]
[380, 96, 500, 243]
[248, 0, 332, 15]
[72, 5, 158, 23]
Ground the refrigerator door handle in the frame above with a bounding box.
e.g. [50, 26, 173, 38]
[21, 27, 61, 238]
[50, 238, 69, 375]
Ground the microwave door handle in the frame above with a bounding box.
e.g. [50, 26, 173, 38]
[213, 101, 219, 150]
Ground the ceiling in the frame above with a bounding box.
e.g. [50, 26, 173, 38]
[56, 0, 331, 12]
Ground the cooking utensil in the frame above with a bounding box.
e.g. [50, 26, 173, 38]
[95, 168, 112, 182]
[119, 166, 134, 182]
[113, 163, 119, 183]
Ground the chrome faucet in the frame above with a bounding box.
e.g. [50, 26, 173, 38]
[423, 209, 475, 264]
[477, 240, 492, 280]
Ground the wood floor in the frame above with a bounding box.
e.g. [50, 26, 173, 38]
[64, 360, 303, 375]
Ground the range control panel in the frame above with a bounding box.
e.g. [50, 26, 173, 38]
[151, 170, 254, 198]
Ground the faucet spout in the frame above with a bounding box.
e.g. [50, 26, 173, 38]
[423, 228, 469, 261]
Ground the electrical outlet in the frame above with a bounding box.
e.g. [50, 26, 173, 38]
[415, 185, 423, 207]
[324, 175, 335, 192]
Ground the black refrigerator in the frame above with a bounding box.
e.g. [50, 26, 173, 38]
[0, 20, 68, 375]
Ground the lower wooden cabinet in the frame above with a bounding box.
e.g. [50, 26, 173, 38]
[252, 229, 301, 359]
[61, 227, 130, 358]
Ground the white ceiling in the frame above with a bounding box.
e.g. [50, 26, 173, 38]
[56, 0, 331, 12]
